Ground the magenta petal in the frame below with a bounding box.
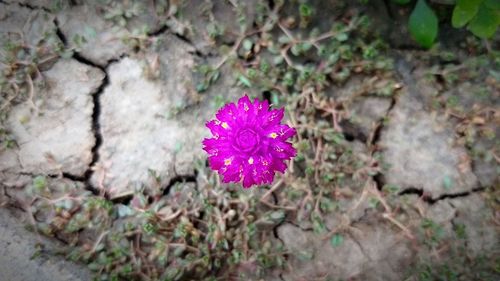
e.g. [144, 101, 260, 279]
[270, 142, 296, 159]
[272, 159, 287, 173]
[206, 120, 227, 137]
[238, 95, 252, 111]
[277, 125, 296, 139]
[242, 169, 254, 188]
[261, 108, 285, 128]
[208, 154, 225, 170]
[216, 102, 238, 123]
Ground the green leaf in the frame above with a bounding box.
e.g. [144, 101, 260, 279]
[301, 42, 312, 52]
[409, 0, 439, 48]
[484, 0, 500, 10]
[173, 245, 186, 257]
[117, 204, 133, 217]
[468, 3, 500, 38]
[299, 3, 313, 17]
[271, 91, 280, 105]
[237, 74, 252, 87]
[273, 55, 284, 65]
[33, 176, 47, 191]
[452, 0, 482, 28]
[297, 249, 314, 260]
[88, 262, 100, 271]
[330, 233, 344, 247]
[210, 70, 220, 83]
[269, 210, 286, 221]
[442, 175, 453, 190]
[242, 39, 253, 51]
[291, 44, 301, 56]
[55, 199, 74, 210]
[336, 32, 348, 42]
[60, 49, 74, 59]
[278, 35, 291, 44]
[196, 82, 208, 92]
[392, 0, 411, 4]
[84, 26, 97, 38]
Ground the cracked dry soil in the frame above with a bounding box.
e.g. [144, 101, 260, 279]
[0, 0, 499, 281]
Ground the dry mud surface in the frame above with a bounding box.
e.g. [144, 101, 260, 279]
[0, 0, 498, 280]
[0, 208, 91, 281]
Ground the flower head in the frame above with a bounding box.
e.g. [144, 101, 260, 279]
[203, 95, 296, 188]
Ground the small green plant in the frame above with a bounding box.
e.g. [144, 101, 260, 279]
[392, 0, 499, 48]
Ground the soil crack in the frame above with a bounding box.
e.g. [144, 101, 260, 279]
[53, 18, 125, 196]
[428, 187, 486, 203]
[5, 1, 51, 12]
[348, 232, 373, 261]
[144, 21, 207, 58]
[370, 95, 397, 146]
[146, 24, 169, 37]
[399, 186, 486, 204]
[172, 32, 206, 58]
[162, 173, 197, 196]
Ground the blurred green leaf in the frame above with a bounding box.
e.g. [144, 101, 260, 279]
[84, 26, 97, 38]
[391, 0, 411, 4]
[33, 176, 47, 191]
[336, 32, 348, 42]
[442, 175, 453, 190]
[238, 74, 252, 87]
[269, 210, 286, 221]
[467, 3, 500, 38]
[409, 0, 438, 48]
[297, 249, 314, 260]
[173, 245, 186, 257]
[330, 233, 344, 247]
[452, 0, 482, 28]
[117, 204, 133, 217]
[242, 39, 253, 51]
[484, 0, 500, 10]
[299, 3, 313, 17]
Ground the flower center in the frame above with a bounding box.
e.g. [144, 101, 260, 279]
[235, 128, 259, 152]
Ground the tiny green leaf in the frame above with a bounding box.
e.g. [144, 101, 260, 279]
[271, 91, 280, 105]
[443, 175, 453, 190]
[269, 210, 286, 221]
[273, 55, 284, 65]
[291, 44, 301, 56]
[210, 70, 220, 83]
[173, 245, 186, 257]
[330, 233, 344, 247]
[237, 74, 252, 87]
[467, 3, 500, 38]
[278, 35, 291, 44]
[409, 0, 438, 48]
[301, 42, 312, 52]
[88, 263, 100, 271]
[117, 204, 133, 217]
[297, 249, 314, 260]
[452, 0, 482, 28]
[33, 176, 47, 191]
[196, 82, 208, 92]
[242, 39, 253, 51]
[84, 26, 97, 38]
[336, 33, 348, 42]
[299, 3, 313, 17]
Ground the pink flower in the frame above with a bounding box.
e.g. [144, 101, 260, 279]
[202, 95, 296, 188]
